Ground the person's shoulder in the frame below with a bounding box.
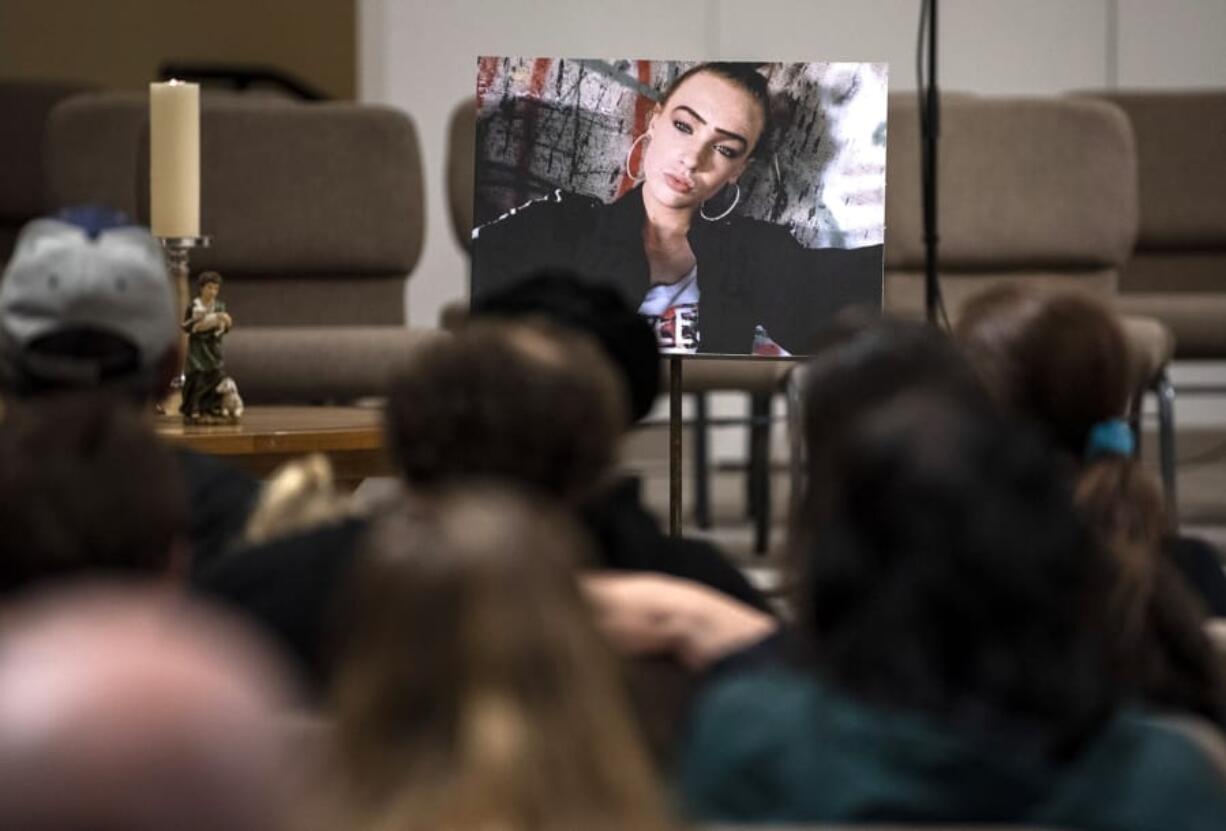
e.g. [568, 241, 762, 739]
[471, 188, 604, 241]
[681, 668, 824, 819]
[1041, 710, 1226, 830]
[1113, 711, 1226, 787]
[690, 668, 821, 746]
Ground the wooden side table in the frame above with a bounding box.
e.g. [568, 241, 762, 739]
[155, 405, 391, 485]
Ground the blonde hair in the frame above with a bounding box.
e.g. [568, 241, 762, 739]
[326, 487, 674, 831]
[242, 454, 354, 546]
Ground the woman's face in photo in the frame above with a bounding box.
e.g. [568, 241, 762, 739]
[642, 71, 765, 213]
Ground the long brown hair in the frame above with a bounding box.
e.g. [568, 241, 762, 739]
[327, 487, 674, 831]
[957, 284, 1226, 725]
[956, 286, 1162, 622]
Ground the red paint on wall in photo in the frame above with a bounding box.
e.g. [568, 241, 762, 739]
[476, 56, 501, 108]
[618, 60, 655, 198]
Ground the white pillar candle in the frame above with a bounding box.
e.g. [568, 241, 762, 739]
[149, 80, 200, 238]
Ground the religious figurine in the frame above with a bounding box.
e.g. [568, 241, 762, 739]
[179, 271, 243, 423]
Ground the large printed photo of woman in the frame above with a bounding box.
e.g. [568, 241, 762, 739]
[471, 59, 887, 357]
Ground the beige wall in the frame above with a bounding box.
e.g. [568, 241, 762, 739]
[360, 0, 1226, 330]
[0, 0, 355, 99]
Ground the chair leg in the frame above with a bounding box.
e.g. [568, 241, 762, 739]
[749, 393, 772, 554]
[1128, 389, 1143, 455]
[1155, 370, 1178, 524]
[786, 368, 807, 521]
[692, 393, 711, 529]
[755, 449, 772, 555]
[744, 394, 757, 519]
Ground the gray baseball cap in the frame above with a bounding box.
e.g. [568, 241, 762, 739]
[0, 215, 177, 390]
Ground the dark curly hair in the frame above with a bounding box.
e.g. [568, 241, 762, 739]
[384, 322, 627, 501]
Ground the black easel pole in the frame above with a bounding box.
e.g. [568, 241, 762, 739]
[922, 0, 941, 326]
[669, 357, 683, 537]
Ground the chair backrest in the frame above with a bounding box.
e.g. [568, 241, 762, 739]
[0, 79, 99, 263]
[45, 92, 424, 326]
[1152, 712, 1226, 785]
[446, 97, 477, 253]
[883, 92, 1138, 320]
[1084, 90, 1226, 296]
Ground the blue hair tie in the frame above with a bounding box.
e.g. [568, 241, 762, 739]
[1086, 419, 1134, 460]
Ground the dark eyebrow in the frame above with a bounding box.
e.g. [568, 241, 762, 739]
[672, 105, 748, 147]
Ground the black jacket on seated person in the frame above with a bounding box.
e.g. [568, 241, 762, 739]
[196, 475, 771, 692]
[194, 516, 368, 690]
[173, 448, 260, 576]
[580, 475, 771, 613]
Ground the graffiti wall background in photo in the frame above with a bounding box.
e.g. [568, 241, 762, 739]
[473, 57, 887, 249]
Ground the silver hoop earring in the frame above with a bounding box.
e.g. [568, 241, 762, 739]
[625, 133, 648, 183]
[700, 182, 741, 222]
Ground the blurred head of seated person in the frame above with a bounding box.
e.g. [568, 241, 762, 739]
[956, 285, 1226, 728]
[469, 268, 661, 425]
[467, 268, 770, 613]
[0, 393, 187, 595]
[681, 318, 1226, 827]
[793, 318, 1116, 742]
[0, 584, 296, 831]
[384, 320, 628, 502]
[323, 487, 675, 831]
[0, 206, 179, 402]
[794, 312, 992, 549]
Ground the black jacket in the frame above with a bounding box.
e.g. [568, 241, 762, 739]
[197, 477, 771, 694]
[472, 186, 883, 355]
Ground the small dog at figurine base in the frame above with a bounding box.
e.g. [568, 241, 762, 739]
[183, 376, 245, 424]
[183, 379, 243, 426]
[180, 379, 242, 424]
[215, 377, 244, 421]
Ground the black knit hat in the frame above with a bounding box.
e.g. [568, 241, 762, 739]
[471, 269, 660, 424]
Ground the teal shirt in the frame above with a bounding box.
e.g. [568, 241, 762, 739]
[681, 670, 1226, 830]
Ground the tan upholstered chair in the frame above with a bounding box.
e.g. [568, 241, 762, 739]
[883, 92, 1177, 511]
[884, 94, 1137, 313]
[0, 79, 99, 264]
[45, 92, 441, 403]
[1082, 91, 1226, 361]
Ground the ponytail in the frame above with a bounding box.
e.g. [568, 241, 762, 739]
[1074, 455, 1166, 638]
